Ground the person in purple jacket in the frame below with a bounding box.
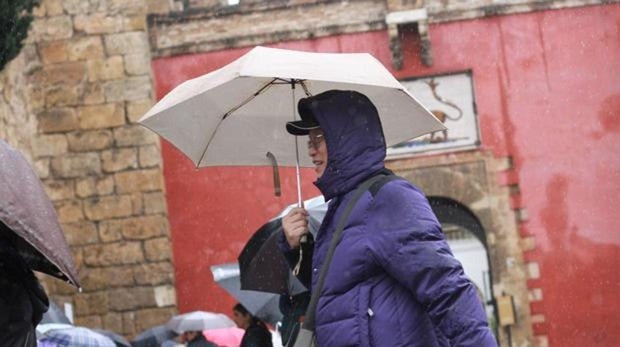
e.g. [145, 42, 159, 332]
[280, 89, 497, 347]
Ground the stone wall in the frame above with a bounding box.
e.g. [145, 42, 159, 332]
[147, 0, 608, 58]
[0, 0, 177, 336]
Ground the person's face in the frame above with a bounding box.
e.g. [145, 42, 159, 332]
[307, 128, 328, 178]
[232, 310, 252, 330]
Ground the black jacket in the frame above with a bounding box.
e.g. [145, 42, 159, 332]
[0, 234, 49, 347]
[187, 334, 217, 347]
[241, 321, 273, 347]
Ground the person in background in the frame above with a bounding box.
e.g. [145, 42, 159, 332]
[180, 330, 216, 347]
[280, 90, 497, 346]
[232, 303, 273, 347]
[0, 221, 49, 347]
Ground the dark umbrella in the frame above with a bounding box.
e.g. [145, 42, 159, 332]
[41, 301, 72, 324]
[238, 219, 307, 296]
[131, 325, 177, 347]
[238, 196, 326, 295]
[0, 139, 80, 287]
[93, 329, 131, 347]
[211, 262, 283, 324]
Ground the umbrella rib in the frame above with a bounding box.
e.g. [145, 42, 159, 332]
[196, 78, 278, 167]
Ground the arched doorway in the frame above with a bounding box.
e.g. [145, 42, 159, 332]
[429, 196, 499, 336]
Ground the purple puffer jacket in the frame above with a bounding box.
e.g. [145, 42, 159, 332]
[284, 90, 497, 347]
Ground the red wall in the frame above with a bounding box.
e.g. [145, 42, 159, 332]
[151, 4, 620, 345]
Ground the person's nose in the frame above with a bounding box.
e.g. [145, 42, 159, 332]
[307, 145, 317, 157]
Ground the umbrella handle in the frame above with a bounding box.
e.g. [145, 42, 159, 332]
[266, 152, 281, 197]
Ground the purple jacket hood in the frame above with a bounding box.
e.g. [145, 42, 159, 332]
[303, 90, 386, 200]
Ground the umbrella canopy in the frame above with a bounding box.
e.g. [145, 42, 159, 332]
[238, 196, 326, 295]
[0, 139, 80, 287]
[36, 323, 74, 339]
[202, 327, 245, 347]
[39, 326, 116, 347]
[41, 301, 72, 324]
[211, 263, 283, 324]
[93, 329, 131, 347]
[131, 325, 177, 347]
[166, 311, 235, 334]
[139, 45, 444, 168]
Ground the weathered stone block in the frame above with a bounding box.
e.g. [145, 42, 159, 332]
[54, 199, 84, 223]
[98, 220, 122, 242]
[130, 192, 144, 215]
[82, 82, 105, 105]
[81, 266, 134, 291]
[67, 130, 114, 152]
[45, 85, 80, 107]
[107, 266, 135, 287]
[154, 285, 176, 307]
[86, 56, 125, 82]
[114, 169, 163, 193]
[144, 237, 172, 261]
[124, 53, 152, 76]
[127, 99, 153, 123]
[100, 215, 169, 240]
[74, 314, 103, 328]
[44, 179, 75, 201]
[74, 14, 123, 34]
[44, 0, 65, 16]
[34, 159, 50, 179]
[38, 108, 78, 134]
[145, 0, 174, 14]
[101, 147, 138, 172]
[31, 134, 68, 158]
[114, 125, 158, 147]
[35, 61, 86, 85]
[30, 16, 73, 42]
[103, 312, 124, 332]
[134, 307, 177, 332]
[83, 241, 144, 266]
[103, 76, 152, 102]
[144, 191, 167, 214]
[108, 287, 156, 311]
[74, 291, 108, 315]
[39, 40, 68, 64]
[63, 0, 106, 15]
[62, 221, 99, 246]
[104, 32, 149, 55]
[139, 144, 161, 168]
[75, 176, 115, 198]
[121, 312, 137, 335]
[133, 262, 174, 286]
[123, 15, 147, 31]
[67, 36, 105, 61]
[107, 0, 147, 16]
[77, 103, 126, 130]
[83, 195, 133, 221]
[50, 152, 101, 178]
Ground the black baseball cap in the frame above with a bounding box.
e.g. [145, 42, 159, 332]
[286, 96, 320, 136]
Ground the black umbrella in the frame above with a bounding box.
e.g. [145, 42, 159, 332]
[0, 139, 80, 287]
[131, 325, 177, 347]
[238, 196, 326, 295]
[238, 219, 307, 296]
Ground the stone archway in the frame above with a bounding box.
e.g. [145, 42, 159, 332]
[429, 196, 499, 337]
[388, 154, 534, 346]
